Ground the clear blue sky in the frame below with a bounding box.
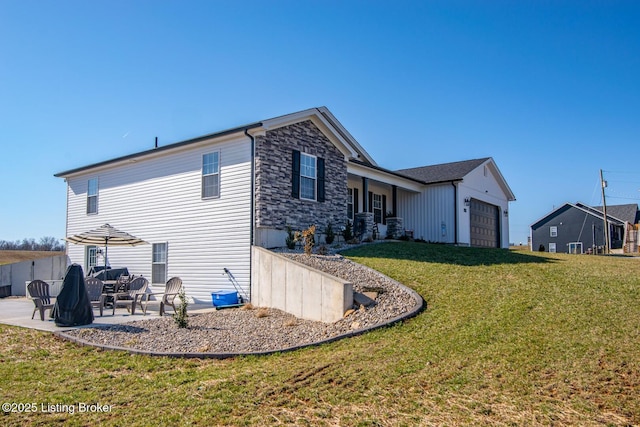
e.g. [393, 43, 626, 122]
[2, 0, 639, 246]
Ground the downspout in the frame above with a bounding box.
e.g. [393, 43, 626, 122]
[64, 178, 70, 255]
[451, 181, 458, 245]
[245, 128, 256, 302]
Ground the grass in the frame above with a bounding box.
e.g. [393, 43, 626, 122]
[1, 242, 639, 426]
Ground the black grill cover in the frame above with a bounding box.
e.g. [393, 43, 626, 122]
[53, 264, 94, 327]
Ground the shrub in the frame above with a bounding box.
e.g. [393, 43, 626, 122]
[285, 226, 296, 249]
[297, 225, 316, 256]
[325, 222, 335, 244]
[173, 288, 189, 328]
[342, 220, 354, 242]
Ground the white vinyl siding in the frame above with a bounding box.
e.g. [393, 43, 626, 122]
[87, 178, 98, 214]
[397, 184, 456, 243]
[63, 135, 252, 303]
[300, 153, 316, 200]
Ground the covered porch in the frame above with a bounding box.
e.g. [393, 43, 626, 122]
[346, 160, 423, 240]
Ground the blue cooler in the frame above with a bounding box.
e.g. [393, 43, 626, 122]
[211, 291, 239, 307]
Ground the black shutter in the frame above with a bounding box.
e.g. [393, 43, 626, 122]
[317, 157, 325, 202]
[354, 188, 359, 216]
[291, 150, 300, 199]
[382, 195, 387, 225]
[368, 191, 373, 213]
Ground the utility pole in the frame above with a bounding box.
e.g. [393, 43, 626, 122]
[600, 169, 610, 254]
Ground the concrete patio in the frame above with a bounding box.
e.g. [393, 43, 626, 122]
[0, 296, 218, 333]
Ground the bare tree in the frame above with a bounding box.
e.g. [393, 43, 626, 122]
[0, 237, 65, 251]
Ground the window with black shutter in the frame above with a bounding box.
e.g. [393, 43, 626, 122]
[291, 149, 324, 202]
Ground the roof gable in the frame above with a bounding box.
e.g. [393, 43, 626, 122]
[258, 107, 376, 165]
[531, 202, 629, 228]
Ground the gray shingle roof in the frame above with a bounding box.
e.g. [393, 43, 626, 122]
[592, 204, 640, 224]
[396, 158, 490, 184]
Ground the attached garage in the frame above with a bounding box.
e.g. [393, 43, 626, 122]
[470, 199, 500, 248]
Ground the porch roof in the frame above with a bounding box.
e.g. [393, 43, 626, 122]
[348, 159, 426, 192]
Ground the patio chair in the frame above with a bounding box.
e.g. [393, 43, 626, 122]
[114, 274, 132, 293]
[142, 277, 183, 315]
[113, 276, 148, 315]
[85, 277, 109, 317]
[27, 280, 55, 321]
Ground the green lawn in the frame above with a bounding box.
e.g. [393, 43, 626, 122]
[1, 242, 639, 426]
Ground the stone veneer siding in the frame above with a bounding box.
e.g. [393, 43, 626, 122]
[255, 120, 348, 232]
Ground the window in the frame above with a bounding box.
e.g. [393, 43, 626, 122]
[152, 243, 167, 284]
[368, 191, 387, 224]
[373, 193, 383, 224]
[300, 153, 317, 200]
[550, 226, 558, 237]
[87, 178, 98, 214]
[86, 246, 98, 271]
[292, 150, 325, 202]
[568, 242, 583, 254]
[347, 188, 354, 220]
[202, 152, 220, 198]
[549, 243, 557, 253]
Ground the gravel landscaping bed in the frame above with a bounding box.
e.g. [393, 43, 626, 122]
[60, 252, 423, 356]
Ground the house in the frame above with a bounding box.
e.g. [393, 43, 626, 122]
[55, 107, 515, 303]
[530, 202, 640, 254]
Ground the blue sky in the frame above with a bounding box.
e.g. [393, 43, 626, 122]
[1, 0, 639, 246]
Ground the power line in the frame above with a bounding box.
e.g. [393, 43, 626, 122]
[602, 169, 640, 175]
[607, 195, 640, 201]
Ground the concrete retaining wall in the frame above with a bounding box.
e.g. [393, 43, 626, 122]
[251, 246, 353, 323]
[0, 255, 69, 296]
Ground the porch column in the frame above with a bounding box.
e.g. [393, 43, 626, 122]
[362, 177, 369, 213]
[392, 185, 398, 217]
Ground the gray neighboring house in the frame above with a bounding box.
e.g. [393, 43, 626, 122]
[55, 107, 516, 303]
[530, 202, 640, 254]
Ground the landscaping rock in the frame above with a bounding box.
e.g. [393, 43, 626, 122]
[61, 252, 420, 355]
[354, 292, 376, 307]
